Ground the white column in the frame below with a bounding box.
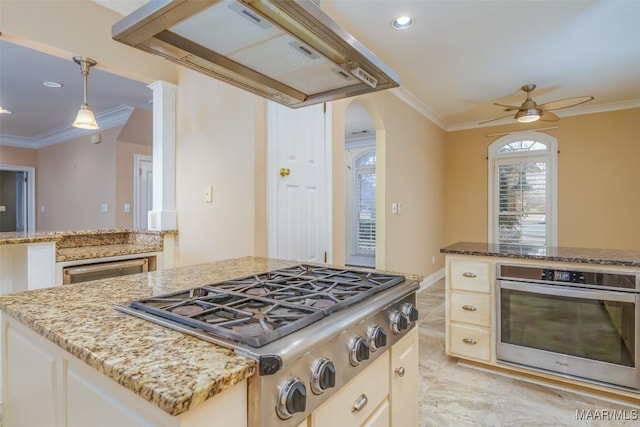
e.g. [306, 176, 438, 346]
[147, 80, 177, 230]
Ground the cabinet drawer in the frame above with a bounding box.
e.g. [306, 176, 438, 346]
[449, 292, 491, 327]
[312, 352, 389, 426]
[448, 323, 491, 362]
[450, 259, 491, 292]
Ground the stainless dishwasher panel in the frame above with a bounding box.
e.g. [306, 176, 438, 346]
[63, 258, 149, 284]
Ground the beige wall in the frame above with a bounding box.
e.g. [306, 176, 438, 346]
[37, 129, 118, 230]
[36, 127, 152, 231]
[173, 68, 263, 266]
[333, 93, 447, 277]
[0, 146, 38, 167]
[444, 108, 640, 250]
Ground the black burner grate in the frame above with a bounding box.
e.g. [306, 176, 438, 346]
[125, 264, 405, 347]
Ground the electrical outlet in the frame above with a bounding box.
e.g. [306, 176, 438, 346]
[100, 203, 108, 213]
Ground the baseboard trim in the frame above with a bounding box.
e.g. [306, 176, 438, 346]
[418, 267, 445, 292]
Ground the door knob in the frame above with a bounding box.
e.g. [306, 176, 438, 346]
[279, 168, 291, 177]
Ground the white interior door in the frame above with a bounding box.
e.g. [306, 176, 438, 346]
[15, 171, 27, 232]
[134, 155, 153, 229]
[267, 102, 331, 263]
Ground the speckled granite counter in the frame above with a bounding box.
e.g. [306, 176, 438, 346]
[0, 229, 176, 261]
[0, 257, 421, 418]
[0, 257, 298, 416]
[441, 241, 640, 267]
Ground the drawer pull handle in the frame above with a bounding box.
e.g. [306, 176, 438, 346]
[352, 394, 368, 412]
[395, 367, 406, 377]
[462, 337, 477, 345]
[462, 272, 477, 278]
[462, 305, 477, 311]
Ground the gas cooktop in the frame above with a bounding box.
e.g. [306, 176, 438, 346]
[119, 264, 406, 347]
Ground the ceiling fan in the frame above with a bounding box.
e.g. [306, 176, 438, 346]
[480, 84, 594, 125]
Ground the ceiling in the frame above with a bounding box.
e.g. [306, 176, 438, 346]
[323, 0, 640, 130]
[1, 0, 639, 147]
[0, 39, 152, 147]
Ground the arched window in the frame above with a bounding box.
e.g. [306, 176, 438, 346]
[354, 150, 376, 255]
[488, 132, 557, 246]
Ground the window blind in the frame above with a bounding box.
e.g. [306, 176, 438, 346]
[497, 160, 548, 245]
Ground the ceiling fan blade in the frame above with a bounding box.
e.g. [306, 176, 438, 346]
[479, 114, 514, 125]
[493, 102, 522, 111]
[539, 110, 559, 121]
[538, 96, 594, 111]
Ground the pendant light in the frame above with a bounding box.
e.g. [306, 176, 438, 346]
[72, 56, 99, 129]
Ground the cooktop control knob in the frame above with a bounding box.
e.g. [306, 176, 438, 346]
[350, 336, 370, 366]
[277, 377, 307, 419]
[311, 358, 336, 394]
[367, 325, 387, 352]
[401, 303, 419, 323]
[390, 310, 409, 334]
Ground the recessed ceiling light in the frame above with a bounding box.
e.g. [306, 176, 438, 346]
[392, 16, 415, 30]
[42, 81, 63, 88]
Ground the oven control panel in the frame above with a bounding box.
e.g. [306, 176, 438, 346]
[542, 269, 584, 283]
[498, 263, 639, 291]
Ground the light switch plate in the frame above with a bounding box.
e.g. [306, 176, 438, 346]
[204, 185, 213, 203]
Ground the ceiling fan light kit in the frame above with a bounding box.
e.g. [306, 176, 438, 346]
[516, 108, 541, 123]
[481, 84, 594, 125]
[72, 56, 100, 130]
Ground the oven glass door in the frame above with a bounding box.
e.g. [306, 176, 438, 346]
[499, 281, 636, 368]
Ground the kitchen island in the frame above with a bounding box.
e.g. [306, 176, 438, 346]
[441, 242, 640, 405]
[0, 229, 176, 292]
[0, 257, 421, 426]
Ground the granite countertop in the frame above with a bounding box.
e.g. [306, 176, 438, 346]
[0, 257, 299, 416]
[0, 229, 177, 262]
[0, 257, 420, 417]
[441, 241, 640, 267]
[0, 229, 176, 246]
[56, 243, 163, 262]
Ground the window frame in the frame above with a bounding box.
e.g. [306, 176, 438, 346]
[352, 149, 376, 256]
[487, 131, 558, 246]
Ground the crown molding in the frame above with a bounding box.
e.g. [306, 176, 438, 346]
[0, 105, 134, 149]
[390, 86, 447, 131]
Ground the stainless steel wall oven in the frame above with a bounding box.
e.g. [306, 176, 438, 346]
[496, 263, 640, 391]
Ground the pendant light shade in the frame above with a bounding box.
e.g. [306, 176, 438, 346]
[72, 56, 100, 130]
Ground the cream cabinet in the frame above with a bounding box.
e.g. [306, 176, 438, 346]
[306, 326, 419, 427]
[446, 257, 494, 363]
[2, 316, 247, 427]
[390, 327, 419, 427]
[311, 352, 389, 426]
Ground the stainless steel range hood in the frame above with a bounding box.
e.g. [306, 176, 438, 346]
[112, 0, 399, 108]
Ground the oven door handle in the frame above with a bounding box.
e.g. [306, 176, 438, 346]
[498, 280, 637, 303]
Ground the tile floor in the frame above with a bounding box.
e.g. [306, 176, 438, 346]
[416, 279, 640, 426]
